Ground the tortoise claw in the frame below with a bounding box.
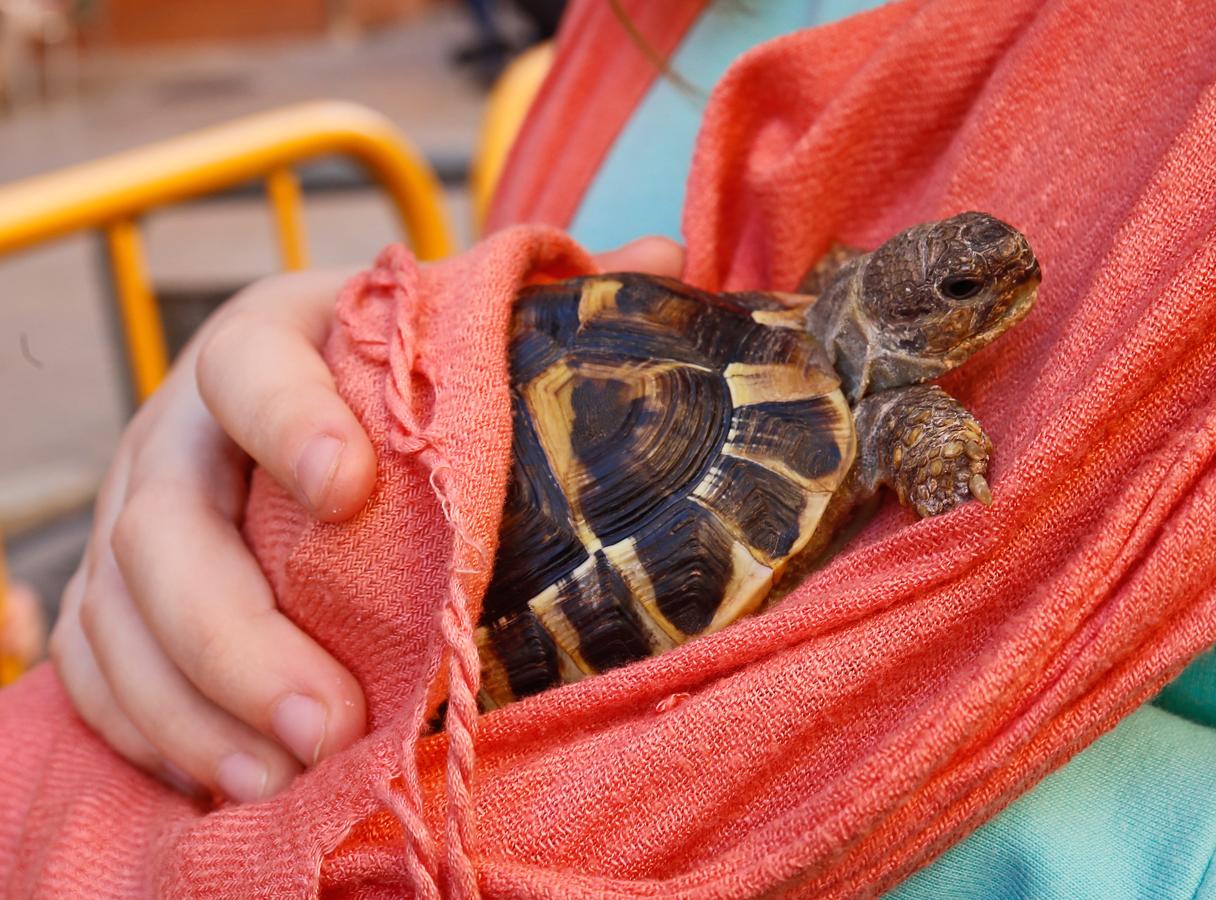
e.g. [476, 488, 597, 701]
[969, 474, 993, 506]
[856, 384, 995, 518]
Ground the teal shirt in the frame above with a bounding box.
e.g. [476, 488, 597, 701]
[565, 3, 1216, 895]
[892, 697, 1216, 899]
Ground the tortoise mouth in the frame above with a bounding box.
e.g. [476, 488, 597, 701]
[945, 271, 1039, 365]
[988, 273, 1038, 333]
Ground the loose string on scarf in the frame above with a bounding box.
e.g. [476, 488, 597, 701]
[336, 232, 595, 896]
[350, 247, 486, 898]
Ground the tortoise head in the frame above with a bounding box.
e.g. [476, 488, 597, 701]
[814, 212, 1040, 402]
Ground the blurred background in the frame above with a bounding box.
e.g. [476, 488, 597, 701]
[0, 0, 561, 648]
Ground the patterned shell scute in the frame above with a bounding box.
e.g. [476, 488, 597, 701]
[477, 274, 855, 708]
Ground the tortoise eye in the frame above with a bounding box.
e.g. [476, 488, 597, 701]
[940, 276, 983, 300]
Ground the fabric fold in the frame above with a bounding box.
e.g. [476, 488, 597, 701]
[1, 0, 1215, 896]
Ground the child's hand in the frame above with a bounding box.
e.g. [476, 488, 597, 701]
[49, 237, 684, 804]
[51, 268, 372, 803]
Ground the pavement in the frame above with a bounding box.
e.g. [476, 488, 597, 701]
[0, 6, 500, 610]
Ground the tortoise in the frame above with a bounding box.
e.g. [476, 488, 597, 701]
[475, 211, 1040, 709]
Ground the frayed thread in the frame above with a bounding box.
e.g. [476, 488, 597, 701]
[370, 245, 485, 897]
[656, 692, 692, 714]
[376, 441, 485, 899]
[439, 563, 482, 898]
[375, 759, 441, 900]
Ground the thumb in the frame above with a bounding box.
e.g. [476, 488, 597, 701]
[592, 236, 686, 278]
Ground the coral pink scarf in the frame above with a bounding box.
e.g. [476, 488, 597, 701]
[3, 0, 1216, 896]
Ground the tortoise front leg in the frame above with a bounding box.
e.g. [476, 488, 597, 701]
[852, 385, 993, 518]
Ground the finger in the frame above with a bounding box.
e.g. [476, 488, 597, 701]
[196, 272, 375, 522]
[54, 453, 156, 770]
[54, 458, 186, 786]
[592, 236, 685, 278]
[51, 572, 164, 777]
[57, 444, 210, 794]
[78, 554, 302, 802]
[111, 485, 366, 768]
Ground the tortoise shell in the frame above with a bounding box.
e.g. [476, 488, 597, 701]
[476, 274, 856, 708]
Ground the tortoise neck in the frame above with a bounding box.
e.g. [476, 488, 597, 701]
[804, 261, 875, 404]
[804, 258, 951, 405]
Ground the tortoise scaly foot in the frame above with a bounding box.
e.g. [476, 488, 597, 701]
[854, 385, 993, 518]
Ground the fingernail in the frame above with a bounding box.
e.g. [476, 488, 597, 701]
[160, 761, 201, 797]
[216, 752, 268, 804]
[273, 694, 327, 765]
[296, 435, 344, 511]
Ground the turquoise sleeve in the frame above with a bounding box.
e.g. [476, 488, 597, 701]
[891, 671, 1216, 899]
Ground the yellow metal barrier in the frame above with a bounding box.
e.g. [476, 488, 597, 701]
[0, 100, 455, 400]
[0, 537, 17, 686]
[105, 218, 170, 401]
[0, 100, 453, 257]
[266, 167, 310, 271]
[0, 100, 456, 683]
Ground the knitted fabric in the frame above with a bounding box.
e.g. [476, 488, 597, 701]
[2, 0, 1216, 896]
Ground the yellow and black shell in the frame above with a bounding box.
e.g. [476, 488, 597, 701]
[477, 274, 856, 708]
